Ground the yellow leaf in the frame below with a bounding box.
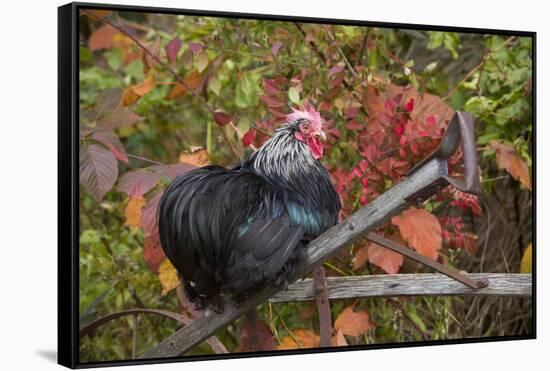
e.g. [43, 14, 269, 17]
[334, 305, 375, 337]
[520, 243, 532, 273]
[158, 259, 181, 295]
[276, 329, 319, 350]
[179, 147, 211, 167]
[490, 141, 532, 190]
[82, 9, 112, 19]
[124, 196, 145, 227]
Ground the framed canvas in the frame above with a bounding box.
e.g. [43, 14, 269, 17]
[58, 2, 536, 368]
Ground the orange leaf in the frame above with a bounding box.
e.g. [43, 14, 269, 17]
[165, 70, 204, 100]
[184, 69, 203, 90]
[352, 245, 369, 271]
[367, 242, 403, 274]
[276, 329, 320, 350]
[122, 88, 140, 106]
[391, 207, 442, 260]
[179, 147, 210, 167]
[490, 141, 532, 190]
[334, 305, 375, 337]
[88, 24, 119, 51]
[166, 83, 187, 100]
[330, 329, 348, 347]
[124, 196, 145, 227]
[131, 75, 156, 96]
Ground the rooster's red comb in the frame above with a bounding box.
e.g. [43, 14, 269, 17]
[286, 106, 323, 131]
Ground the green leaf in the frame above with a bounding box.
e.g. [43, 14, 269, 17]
[105, 48, 123, 71]
[80, 229, 102, 245]
[196, 50, 209, 73]
[123, 60, 145, 81]
[80, 46, 93, 63]
[288, 87, 300, 104]
[208, 75, 222, 96]
[406, 304, 427, 332]
[235, 71, 260, 108]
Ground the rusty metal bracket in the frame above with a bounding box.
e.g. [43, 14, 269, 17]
[366, 233, 488, 289]
[313, 266, 332, 347]
[406, 111, 481, 205]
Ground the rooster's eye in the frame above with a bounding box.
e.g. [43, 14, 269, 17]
[299, 122, 312, 134]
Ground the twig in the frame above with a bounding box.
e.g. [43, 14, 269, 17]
[127, 153, 163, 166]
[326, 30, 361, 81]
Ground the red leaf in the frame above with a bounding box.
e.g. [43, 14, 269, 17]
[143, 232, 165, 273]
[367, 242, 403, 274]
[213, 111, 233, 126]
[263, 78, 283, 95]
[242, 128, 257, 147]
[344, 107, 359, 118]
[271, 42, 283, 56]
[188, 42, 203, 54]
[79, 144, 118, 202]
[260, 95, 285, 108]
[140, 192, 162, 236]
[330, 74, 345, 88]
[404, 98, 414, 112]
[240, 318, 275, 352]
[118, 170, 161, 197]
[90, 131, 128, 164]
[142, 39, 161, 72]
[165, 37, 182, 63]
[328, 64, 345, 77]
[345, 119, 363, 130]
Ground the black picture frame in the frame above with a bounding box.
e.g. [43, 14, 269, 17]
[58, 2, 536, 368]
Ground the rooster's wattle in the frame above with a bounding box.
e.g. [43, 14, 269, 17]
[158, 107, 341, 310]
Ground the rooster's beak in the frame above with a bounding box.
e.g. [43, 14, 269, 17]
[314, 130, 327, 141]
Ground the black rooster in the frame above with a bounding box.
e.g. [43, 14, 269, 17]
[158, 107, 341, 310]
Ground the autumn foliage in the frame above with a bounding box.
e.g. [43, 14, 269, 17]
[78, 9, 533, 361]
